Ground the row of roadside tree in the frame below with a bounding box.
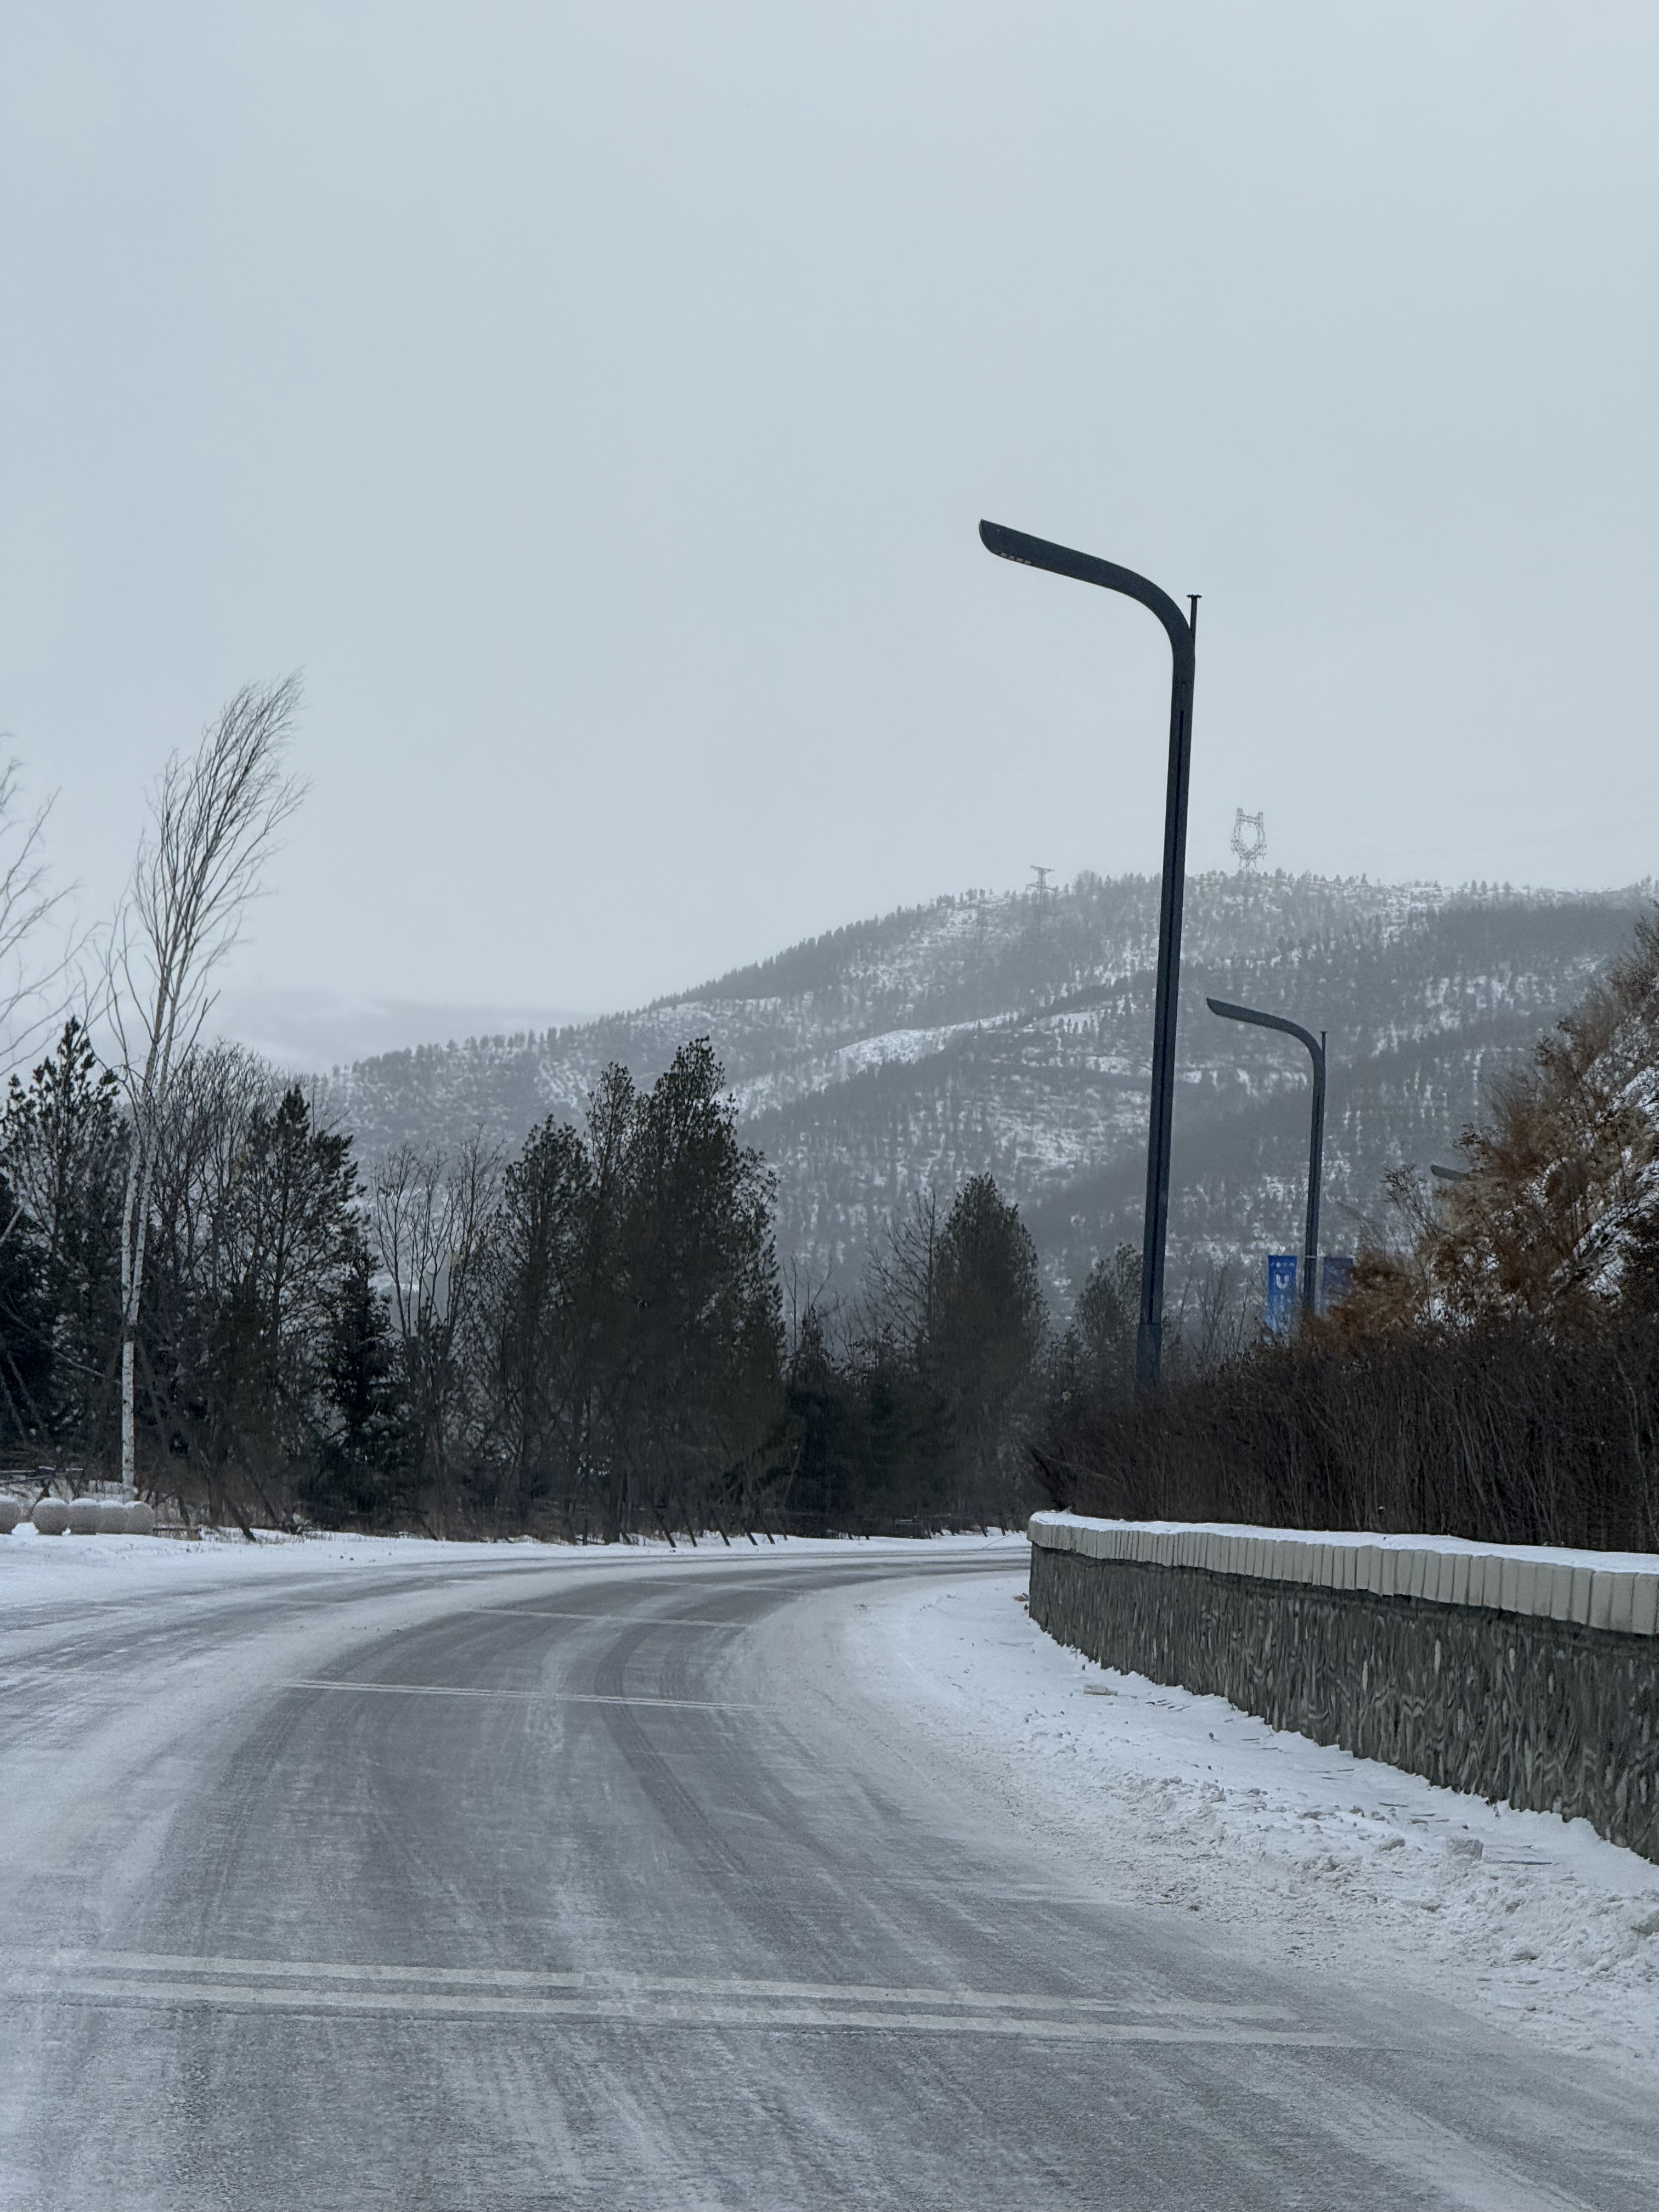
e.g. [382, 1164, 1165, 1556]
[0, 1017, 1057, 1537]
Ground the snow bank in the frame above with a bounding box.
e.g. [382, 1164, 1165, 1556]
[0, 1520, 1019, 1610]
[832, 1569, 1659, 2083]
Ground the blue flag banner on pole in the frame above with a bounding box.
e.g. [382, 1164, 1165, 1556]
[1266, 1254, 1299, 1335]
[1320, 1255, 1355, 1312]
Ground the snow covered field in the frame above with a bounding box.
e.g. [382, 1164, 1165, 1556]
[817, 1567, 1659, 2085]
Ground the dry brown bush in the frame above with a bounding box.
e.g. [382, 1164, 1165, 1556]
[1037, 913, 1659, 1549]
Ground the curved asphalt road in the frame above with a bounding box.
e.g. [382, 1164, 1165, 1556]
[0, 1544, 1652, 2210]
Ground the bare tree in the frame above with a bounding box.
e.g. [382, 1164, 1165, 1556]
[109, 680, 306, 1493]
[370, 1138, 499, 1536]
[0, 757, 76, 1080]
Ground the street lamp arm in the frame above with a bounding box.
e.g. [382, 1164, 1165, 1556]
[1205, 997, 1323, 1071]
[1206, 996, 1327, 1318]
[979, 515, 1198, 1387]
[979, 522, 1194, 674]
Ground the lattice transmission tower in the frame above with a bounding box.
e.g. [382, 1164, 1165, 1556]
[1230, 809, 1267, 874]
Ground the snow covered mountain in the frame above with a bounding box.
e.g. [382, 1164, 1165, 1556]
[316, 872, 1651, 1311]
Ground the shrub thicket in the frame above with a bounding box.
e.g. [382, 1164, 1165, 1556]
[1035, 915, 1659, 1551]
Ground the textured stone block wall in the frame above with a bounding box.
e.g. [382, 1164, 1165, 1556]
[1028, 1539, 1659, 1864]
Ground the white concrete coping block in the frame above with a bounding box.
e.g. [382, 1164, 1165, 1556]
[94, 1501, 131, 1533]
[31, 1500, 69, 1534]
[65, 1500, 100, 1534]
[128, 1501, 156, 1535]
[1025, 1512, 1659, 1635]
[1568, 1565, 1593, 1625]
[0, 1498, 20, 1534]
[1605, 1573, 1637, 1635]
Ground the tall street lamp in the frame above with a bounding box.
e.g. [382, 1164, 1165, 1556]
[1206, 997, 1327, 1318]
[979, 521, 1197, 1387]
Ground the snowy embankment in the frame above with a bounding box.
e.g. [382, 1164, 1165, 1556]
[820, 1567, 1659, 2084]
[0, 1521, 1023, 1602]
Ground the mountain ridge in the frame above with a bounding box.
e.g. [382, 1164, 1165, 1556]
[315, 871, 1653, 1311]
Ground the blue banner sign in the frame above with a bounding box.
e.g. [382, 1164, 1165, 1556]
[1320, 1255, 1355, 1311]
[1266, 1253, 1299, 1334]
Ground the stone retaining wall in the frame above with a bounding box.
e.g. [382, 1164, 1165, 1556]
[1028, 1514, 1659, 1864]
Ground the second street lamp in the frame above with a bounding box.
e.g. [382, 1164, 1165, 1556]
[1206, 996, 1327, 1319]
[979, 520, 1197, 1387]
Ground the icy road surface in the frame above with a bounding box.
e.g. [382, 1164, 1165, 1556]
[1, 1531, 1655, 2210]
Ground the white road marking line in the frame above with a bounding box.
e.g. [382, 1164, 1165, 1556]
[1, 1972, 1347, 2045]
[454, 1607, 748, 1628]
[10, 1949, 1294, 2021]
[276, 1679, 765, 1711]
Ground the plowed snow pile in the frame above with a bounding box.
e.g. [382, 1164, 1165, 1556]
[830, 1568, 1659, 2083]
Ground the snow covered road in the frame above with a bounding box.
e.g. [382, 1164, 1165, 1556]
[1, 1531, 1654, 2208]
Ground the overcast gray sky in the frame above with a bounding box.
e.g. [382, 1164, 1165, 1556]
[2, 3, 1654, 1030]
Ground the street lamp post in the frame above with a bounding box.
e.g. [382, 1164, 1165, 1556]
[979, 520, 1197, 1387]
[1206, 996, 1327, 1318]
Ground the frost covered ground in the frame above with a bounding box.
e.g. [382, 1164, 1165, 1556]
[821, 1567, 1659, 2085]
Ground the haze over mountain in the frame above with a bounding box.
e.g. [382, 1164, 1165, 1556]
[312, 872, 1650, 1316]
